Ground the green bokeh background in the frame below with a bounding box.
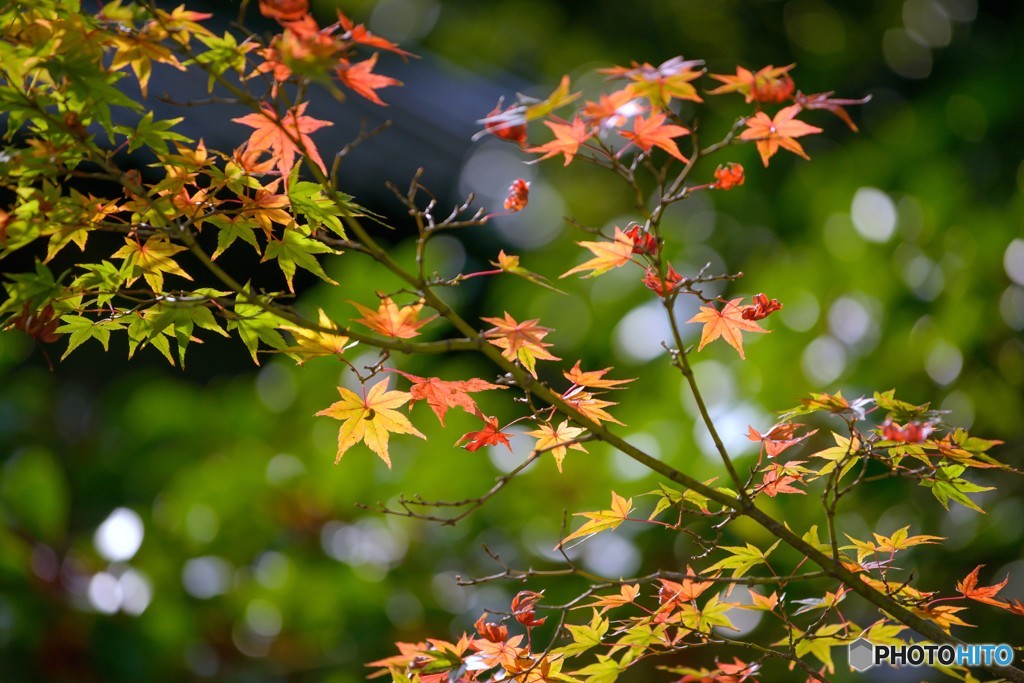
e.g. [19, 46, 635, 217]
[1, 1, 1022, 681]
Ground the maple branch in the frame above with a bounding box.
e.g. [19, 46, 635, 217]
[662, 297, 750, 500]
[169, 35, 1024, 683]
[457, 564, 829, 588]
[357, 452, 539, 526]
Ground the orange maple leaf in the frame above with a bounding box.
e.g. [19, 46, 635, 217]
[687, 298, 768, 360]
[563, 360, 634, 389]
[336, 53, 402, 106]
[560, 226, 636, 279]
[563, 389, 623, 426]
[259, 0, 309, 23]
[526, 117, 591, 166]
[619, 111, 690, 162]
[232, 102, 332, 183]
[579, 584, 641, 615]
[582, 89, 644, 128]
[315, 379, 425, 467]
[481, 312, 560, 378]
[957, 565, 1011, 608]
[392, 370, 506, 426]
[658, 566, 715, 607]
[457, 416, 513, 452]
[738, 104, 822, 166]
[337, 10, 414, 58]
[350, 296, 436, 339]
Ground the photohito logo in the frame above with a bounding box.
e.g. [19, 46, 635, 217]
[848, 637, 1015, 672]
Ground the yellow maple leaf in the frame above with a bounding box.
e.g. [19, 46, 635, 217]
[281, 308, 350, 363]
[525, 420, 587, 472]
[111, 235, 193, 293]
[315, 379, 425, 467]
[556, 491, 632, 549]
[560, 227, 636, 279]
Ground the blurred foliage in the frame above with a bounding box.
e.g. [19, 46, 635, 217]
[1, 0, 1023, 681]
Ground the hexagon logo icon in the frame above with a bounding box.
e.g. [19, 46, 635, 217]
[848, 637, 875, 672]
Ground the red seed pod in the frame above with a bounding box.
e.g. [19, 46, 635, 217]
[741, 292, 782, 320]
[642, 264, 683, 297]
[712, 162, 745, 191]
[503, 178, 530, 212]
[484, 105, 528, 146]
[625, 224, 659, 256]
[753, 73, 795, 103]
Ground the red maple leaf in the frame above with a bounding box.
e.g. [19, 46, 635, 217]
[336, 53, 402, 106]
[620, 111, 690, 161]
[392, 371, 506, 426]
[232, 101, 332, 182]
[457, 416, 513, 452]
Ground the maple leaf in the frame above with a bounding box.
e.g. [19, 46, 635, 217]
[315, 379, 425, 467]
[259, 0, 309, 23]
[240, 186, 293, 238]
[564, 361, 635, 389]
[481, 312, 560, 378]
[957, 565, 1010, 608]
[526, 117, 591, 166]
[556, 491, 632, 549]
[232, 102, 332, 183]
[759, 465, 805, 497]
[337, 10, 414, 58]
[457, 416, 513, 452]
[794, 90, 872, 132]
[602, 56, 705, 108]
[525, 420, 587, 472]
[392, 370, 506, 426]
[658, 567, 714, 608]
[560, 226, 636, 279]
[563, 389, 623, 426]
[687, 298, 768, 360]
[739, 104, 822, 167]
[747, 422, 817, 459]
[619, 112, 690, 162]
[336, 53, 402, 106]
[350, 296, 436, 339]
[468, 634, 525, 672]
[111, 235, 193, 293]
[579, 584, 641, 614]
[108, 31, 185, 97]
[280, 308, 350, 363]
[490, 251, 564, 293]
[582, 89, 644, 128]
[708, 64, 796, 104]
